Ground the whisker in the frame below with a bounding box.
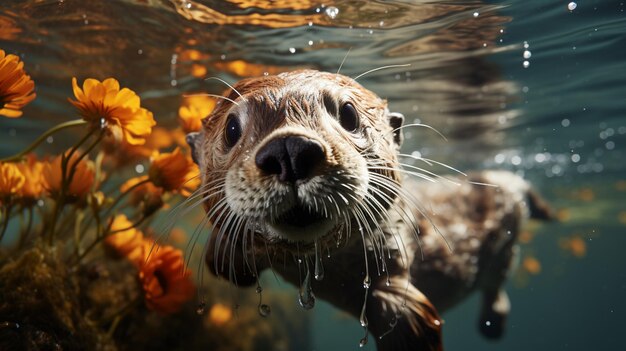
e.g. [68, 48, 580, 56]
[336, 47, 352, 75]
[393, 123, 447, 142]
[353, 64, 411, 81]
[184, 93, 240, 106]
[399, 154, 467, 177]
[205, 77, 243, 98]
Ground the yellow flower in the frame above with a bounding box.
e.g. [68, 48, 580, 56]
[15, 154, 44, 202]
[69, 77, 156, 145]
[0, 162, 25, 198]
[0, 50, 36, 118]
[137, 242, 195, 314]
[105, 214, 145, 262]
[178, 95, 214, 133]
[148, 147, 199, 196]
[42, 150, 96, 200]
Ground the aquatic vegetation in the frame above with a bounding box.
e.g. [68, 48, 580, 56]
[0, 49, 306, 350]
[0, 49, 35, 118]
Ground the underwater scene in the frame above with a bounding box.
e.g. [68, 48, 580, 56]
[1, 0, 625, 350]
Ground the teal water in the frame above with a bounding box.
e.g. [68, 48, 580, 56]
[1, 0, 625, 350]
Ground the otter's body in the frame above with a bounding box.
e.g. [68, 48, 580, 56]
[189, 70, 550, 351]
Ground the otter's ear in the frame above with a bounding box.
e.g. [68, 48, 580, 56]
[186, 132, 201, 165]
[388, 112, 404, 146]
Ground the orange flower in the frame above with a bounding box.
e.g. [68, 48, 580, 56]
[42, 150, 95, 199]
[0, 49, 36, 118]
[178, 95, 214, 133]
[121, 175, 164, 216]
[148, 147, 199, 196]
[105, 214, 145, 262]
[69, 77, 156, 145]
[103, 127, 174, 168]
[522, 256, 541, 275]
[0, 162, 25, 199]
[15, 155, 44, 202]
[137, 243, 195, 314]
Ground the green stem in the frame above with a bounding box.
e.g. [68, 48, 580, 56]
[49, 128, 100, 244]
[0, 204, 13, 243]
[18, 206, 34, 249]
[0, 119, 88, 162]
[103, 178, 150, 218]
[72, 217, 114, 265]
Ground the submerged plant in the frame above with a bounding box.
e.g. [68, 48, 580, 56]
[0, 55, 205, 348]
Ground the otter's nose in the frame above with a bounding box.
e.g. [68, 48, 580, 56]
[255, 136, 325, 183]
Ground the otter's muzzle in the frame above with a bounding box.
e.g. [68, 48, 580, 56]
[255, 136, 325, 183]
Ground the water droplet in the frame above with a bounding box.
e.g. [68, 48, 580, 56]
[485, 320, 491, 326]
[308, 40, 313, 46]
[258, 304, 271, 317]
[385, 277, 391, 286]
[359, 335, 368, 347]
[196, 301, 206, 315]
[360, 314, 368, 327]
[523, 50, 532, 59]
[363, 275, 371, 289]
[473, 11, 479, 17]
[325, 6, 339, 19]
[256, 286, 263, 294]
[523, 61, 530, 68]
[135, 164, 144, 174]
[46, 136, 54, 144]
[568, 2, 577, 11]
[288, 47, 296, 54]
[314, 241, 324, 281]
[298, 267, 316, 309]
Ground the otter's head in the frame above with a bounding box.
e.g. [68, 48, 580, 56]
[190, 70, 404, 252]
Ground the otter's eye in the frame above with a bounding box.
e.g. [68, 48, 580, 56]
[339, 102, 359, 132]
[224, 114, 242, 148]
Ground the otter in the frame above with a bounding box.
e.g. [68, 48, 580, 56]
[186, 70, 551, 351]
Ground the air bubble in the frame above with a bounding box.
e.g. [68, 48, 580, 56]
[258, 304, 271, 317]
[523, 50, 532, 59]
[568, 2, 577, 11]
[523, 61, 530, 68]
[325, 6, 339, 19]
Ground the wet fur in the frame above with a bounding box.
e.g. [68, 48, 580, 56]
[190, 70, 551, 351]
